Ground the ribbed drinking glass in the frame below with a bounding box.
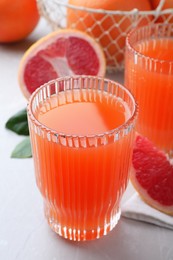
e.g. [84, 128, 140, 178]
[27, 76, 138, 241]
[125, 23, 173, 159]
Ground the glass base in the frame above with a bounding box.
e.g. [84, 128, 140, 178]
[44, 204, 121, 241]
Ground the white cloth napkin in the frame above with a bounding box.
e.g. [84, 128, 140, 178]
[121, 193, 173, 230]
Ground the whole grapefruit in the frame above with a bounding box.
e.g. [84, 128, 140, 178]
[0, 0, 40, 43]
[67, 0, 152, 66]
[150, 0, 173, 22]
[151, 0, 173, 9]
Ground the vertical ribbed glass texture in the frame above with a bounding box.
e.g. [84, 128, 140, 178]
[28, 76, 138, 241]
[125, 23, 173, 158]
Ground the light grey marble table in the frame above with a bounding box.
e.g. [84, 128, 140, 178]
[0, 19, 173, 260]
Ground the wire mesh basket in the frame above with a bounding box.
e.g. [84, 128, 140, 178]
[37, 0, 173, 71]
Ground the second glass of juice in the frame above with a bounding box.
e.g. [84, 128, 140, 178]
[125, 23, 173, 159]
[27, 76, 138, 241]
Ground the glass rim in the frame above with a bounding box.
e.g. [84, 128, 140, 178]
[27, 75, 138, 139]
[126, 23, 173, 64]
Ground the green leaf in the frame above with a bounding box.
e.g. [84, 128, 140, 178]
[11, 137, 32, 158]
[5, 108, 29, 135]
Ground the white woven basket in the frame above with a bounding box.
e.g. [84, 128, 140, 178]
[37, 0, 173, 71]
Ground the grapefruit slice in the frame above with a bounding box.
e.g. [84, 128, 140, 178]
[18, 29, 106, 99]
[131, 135, 173, 216]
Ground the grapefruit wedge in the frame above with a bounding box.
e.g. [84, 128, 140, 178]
[131, 135, 173, 216]
[18, 29, 106, 99]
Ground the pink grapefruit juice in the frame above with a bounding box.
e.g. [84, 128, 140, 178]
[28, 78, 137, 240]
[125, 37, 173, 156]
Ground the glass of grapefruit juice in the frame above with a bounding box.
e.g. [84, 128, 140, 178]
[27, 76, 138, 241]
[125, 23, 173, 159]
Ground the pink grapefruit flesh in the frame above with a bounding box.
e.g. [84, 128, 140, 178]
[18, 29, 106, 99]
[131, 135, 173, 215]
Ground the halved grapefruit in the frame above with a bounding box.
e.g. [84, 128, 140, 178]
[131, 135, 173, 216]
[18, 29, 106, 99]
